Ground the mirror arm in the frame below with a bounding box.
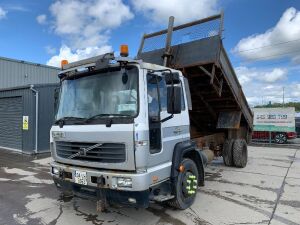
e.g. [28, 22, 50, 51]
[160, 114, 174, 123]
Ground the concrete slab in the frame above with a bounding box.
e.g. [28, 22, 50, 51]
[286, 150, 300, 179]
[208, 147, 295, 177]
[0, 147, 299, 225]
[269, 178, 300, 225]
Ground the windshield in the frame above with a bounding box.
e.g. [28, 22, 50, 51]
[56, 67, 138, 122]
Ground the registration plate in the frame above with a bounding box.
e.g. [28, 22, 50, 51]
[74, 171, 87, 185]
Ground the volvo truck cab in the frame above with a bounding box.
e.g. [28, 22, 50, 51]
[51, 53, 204, 209]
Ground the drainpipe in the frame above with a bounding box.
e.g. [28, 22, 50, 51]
[30, 85, 39, 154]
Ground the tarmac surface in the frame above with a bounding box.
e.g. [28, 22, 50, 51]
[0, 146, 299, 225]
[291, 138, 300, 145]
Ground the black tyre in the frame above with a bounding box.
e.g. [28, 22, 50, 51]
[275, 133, 287, 144]
[168, 158, 199, 210]
[232, 139, 248, 168]
[223, 139, 234, 166]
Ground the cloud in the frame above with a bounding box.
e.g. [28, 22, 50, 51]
[0, 7, 7, 20]
[292, 55, 300, 64]
[235, 66, 288, 85]
[36, 14, 47, 25]
[45, 46, 56, 55]
[47, 45, 112, 67]
[233, 7, 300, 62]
[259, 68, 288, 83]
[131, 0, 218, 25]
[49, 0, 133, 49]
[5, 5, 29, 12]
[234, 66, 300, 106]
[291, 84, 300, 98]
[43, 0, 133, 66]
[244, 82, 300, 106]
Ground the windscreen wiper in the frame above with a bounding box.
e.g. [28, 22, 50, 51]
[55, 116, 86, 127]
[84, 114, 129, 123]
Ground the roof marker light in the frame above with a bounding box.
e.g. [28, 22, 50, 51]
[120, 45, 129, 57]
[61, 59, 69, 69]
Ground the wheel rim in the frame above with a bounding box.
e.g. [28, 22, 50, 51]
[182, 171, 197, 199]
[276, 134, 286, 144]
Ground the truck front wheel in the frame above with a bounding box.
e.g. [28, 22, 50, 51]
[168, 158, 199, 210]
[232, 139, 248, 168]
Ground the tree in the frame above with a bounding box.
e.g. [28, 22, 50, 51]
[254, 102, 300, 112]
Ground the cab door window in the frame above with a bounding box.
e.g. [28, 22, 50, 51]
[158, 77, 185, 111]
[147, 75, 161, 153]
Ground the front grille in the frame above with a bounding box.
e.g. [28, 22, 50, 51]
[55, 141, 126, 163]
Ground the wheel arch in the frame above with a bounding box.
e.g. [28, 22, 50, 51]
[171, 141, 205, 186]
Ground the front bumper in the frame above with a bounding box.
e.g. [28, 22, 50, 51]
[53, 176, 150, 208]
[50, 161, 171, 192]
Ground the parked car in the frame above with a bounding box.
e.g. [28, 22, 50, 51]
[252, 131, 297, 144]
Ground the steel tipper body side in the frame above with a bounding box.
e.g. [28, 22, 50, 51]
[50, 56, 197, 208]
[137, 13, 253, 168]
[137, 13, 253, 133]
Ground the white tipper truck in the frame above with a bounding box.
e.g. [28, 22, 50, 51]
[50, 14, 253, 210]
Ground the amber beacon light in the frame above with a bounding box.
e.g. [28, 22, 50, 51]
[120, 45, 129, 57]
[61, 59, 69, 69]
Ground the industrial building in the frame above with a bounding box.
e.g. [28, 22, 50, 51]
[0, 56, 60, 154]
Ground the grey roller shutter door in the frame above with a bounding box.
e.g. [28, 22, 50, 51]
[0, 97, 22, 150]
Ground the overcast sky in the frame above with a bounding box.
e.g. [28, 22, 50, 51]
[0, 0, 299, 106]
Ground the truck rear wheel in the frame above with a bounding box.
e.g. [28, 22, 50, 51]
[168, 158, 199, 210]
[232, 139, 248, 168]
[223, 139, 234, 166]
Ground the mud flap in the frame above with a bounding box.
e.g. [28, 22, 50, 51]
[217, 111, 241, 129]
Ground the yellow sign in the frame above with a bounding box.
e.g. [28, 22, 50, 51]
[23, 116, 29, 130]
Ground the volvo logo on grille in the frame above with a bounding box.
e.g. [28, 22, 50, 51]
[68, 143, 103, 159]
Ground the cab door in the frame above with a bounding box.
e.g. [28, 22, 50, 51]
[147, 73, 189, 168]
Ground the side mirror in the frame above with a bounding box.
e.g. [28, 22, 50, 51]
[54, 87, 60, 113]
[167, 85, 181, 114]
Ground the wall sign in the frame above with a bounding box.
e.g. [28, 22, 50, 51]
[253, 107, 295, 132]
[23, 116, 29, 130]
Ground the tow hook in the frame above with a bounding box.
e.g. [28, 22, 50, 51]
[96, 175, 107, 212]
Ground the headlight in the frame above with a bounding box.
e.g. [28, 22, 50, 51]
[117, 177, 132, 188]
[52, 167, 59, 175]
